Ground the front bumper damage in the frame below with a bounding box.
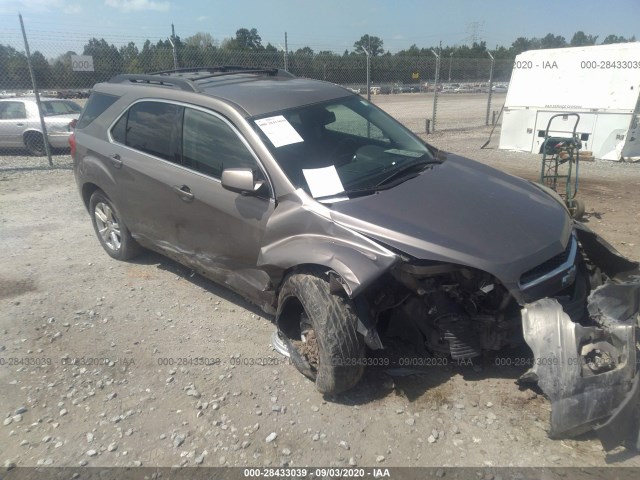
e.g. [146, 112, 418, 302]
[522, 272, 640, 451]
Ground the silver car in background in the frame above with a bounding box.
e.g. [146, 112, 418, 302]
[0, 97, 81, 155]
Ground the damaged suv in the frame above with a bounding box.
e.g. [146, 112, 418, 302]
[72, 67, 640, 451]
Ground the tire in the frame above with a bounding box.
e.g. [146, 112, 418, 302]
[89, 190, 142, 261]
[24, 132, 46, 156]
[568, 197, 585, 220]
[277, 272, 365, 395]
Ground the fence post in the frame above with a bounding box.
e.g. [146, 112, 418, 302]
[19, 13, 52, 166]
[431, 49, 440, 132]
[168, 40, 178, 70]
[362, 47, 371, 103]
[485, 51, 494, 126]
[284, 32, 289, 71]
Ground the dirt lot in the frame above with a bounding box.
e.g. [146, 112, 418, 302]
[1, 120, 640, 469]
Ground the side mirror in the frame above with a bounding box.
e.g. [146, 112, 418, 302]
[221, 168, 264, 195]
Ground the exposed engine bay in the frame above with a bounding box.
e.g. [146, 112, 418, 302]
[356, 223, 640, 452]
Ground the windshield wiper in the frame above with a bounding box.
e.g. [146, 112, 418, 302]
[312, 157, 439, 202]
[375, 157, 438, 187]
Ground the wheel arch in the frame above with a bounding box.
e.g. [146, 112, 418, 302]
[81, 183, 102, 212]
[273, 262, 386, 351]
[22, 129, 43, 142]
[261, 238, 398, 301]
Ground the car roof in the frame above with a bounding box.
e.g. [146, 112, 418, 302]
[104, 67, 354, 117]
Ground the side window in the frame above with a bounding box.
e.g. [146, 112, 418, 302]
[0, 102, 27, 120]
[113, 101, 181, 162]
[182, 108, 261, 179]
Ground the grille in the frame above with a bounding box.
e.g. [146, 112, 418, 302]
[520, 236, 575, 287]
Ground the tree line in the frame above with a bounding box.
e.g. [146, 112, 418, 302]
[0, 28, 636, 90]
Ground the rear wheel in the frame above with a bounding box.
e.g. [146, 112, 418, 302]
[277, 272, 365, 395]
[89, 190, 142, 261]
[24, 132, 46, 156]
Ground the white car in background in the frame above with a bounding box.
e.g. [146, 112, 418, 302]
[0, 97, 81, 155]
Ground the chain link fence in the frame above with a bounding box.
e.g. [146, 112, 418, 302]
[1, 28, 514, 135]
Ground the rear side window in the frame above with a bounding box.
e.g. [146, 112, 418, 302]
[0, 101, 26, 120]
[76, 92, 117, 129]
[112, 101, 181, 162]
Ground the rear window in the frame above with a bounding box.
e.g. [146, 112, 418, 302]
[42, 100, 82, 116]
[76, 92, 118, 129]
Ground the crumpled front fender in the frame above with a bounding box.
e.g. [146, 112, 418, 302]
[522, 272, 640, 451]
[258, 191, 399, 298]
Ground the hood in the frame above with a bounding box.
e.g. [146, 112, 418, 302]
[330, 154, 572, 287]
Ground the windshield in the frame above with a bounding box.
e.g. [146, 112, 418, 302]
[252, 96, 435, 199]
[41, 100, 82, 116]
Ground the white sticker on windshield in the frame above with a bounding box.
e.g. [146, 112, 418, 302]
[255, 115, 304, 148]
[302, 165, 345, 199]
[384, 149, 424, 158]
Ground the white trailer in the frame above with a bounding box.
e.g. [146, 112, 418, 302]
[499, 43, 640, 161]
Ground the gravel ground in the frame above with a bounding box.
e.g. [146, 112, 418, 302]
[1, 122, 639, 469]
[372, 92, 507, 132]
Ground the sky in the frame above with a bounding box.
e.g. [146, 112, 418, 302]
[0, 0, 639, 57]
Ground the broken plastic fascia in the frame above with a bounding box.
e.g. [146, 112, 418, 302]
[521, 277, 640, 450]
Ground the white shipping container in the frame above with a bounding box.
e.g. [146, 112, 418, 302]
[498, 43, 640, 161]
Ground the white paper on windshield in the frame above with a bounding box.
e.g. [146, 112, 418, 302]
[302, 165, 345, 199]
[255, 115, 304, 148]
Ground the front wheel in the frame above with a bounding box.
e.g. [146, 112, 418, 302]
[89, 190, 142, 261]
[277, 272, 365, 395]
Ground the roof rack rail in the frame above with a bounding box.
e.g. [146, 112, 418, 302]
[108, 66, 296, 92]
[107, 74, 199, 92]
[149, 65, 281, 76]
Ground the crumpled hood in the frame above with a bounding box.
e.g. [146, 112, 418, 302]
[330, 154, 572, 287]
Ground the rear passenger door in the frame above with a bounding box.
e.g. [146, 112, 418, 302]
[109, 100, 184, 247]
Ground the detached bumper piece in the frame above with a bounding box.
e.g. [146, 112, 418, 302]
[522, 275, 640, 451]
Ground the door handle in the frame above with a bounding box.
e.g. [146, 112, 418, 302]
[109, 153, 123, 168]
[16, 123, 24, 126]
[173, 185, 194, 202]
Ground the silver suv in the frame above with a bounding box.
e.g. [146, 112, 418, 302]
[72, 67, 640, 451]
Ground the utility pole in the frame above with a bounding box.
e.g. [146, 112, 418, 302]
[448, 52, 454, 82]
[19, 13, 52, 165]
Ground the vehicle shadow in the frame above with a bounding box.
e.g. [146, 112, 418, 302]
[331, 342, 541, 406]
[127, 249, 272, 320]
